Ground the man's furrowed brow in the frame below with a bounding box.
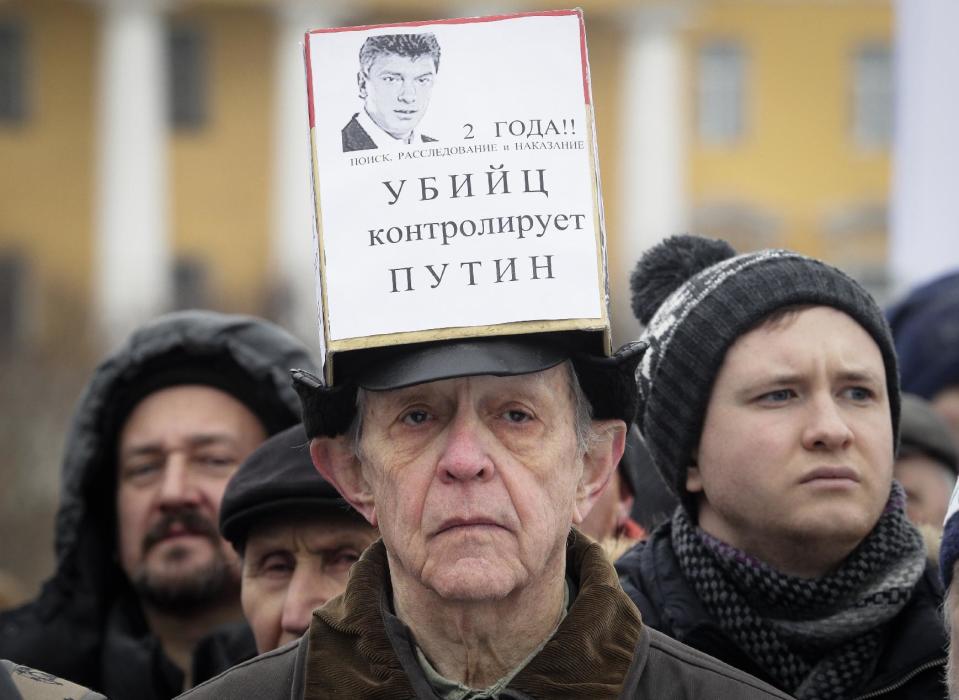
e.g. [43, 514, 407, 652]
[747, 372, 804, 387]
[187, 433, 241, 449]
[372, 385, 438, 411]
[121, 433, 239, 459]
[484, 372, 557, 402]
[120, 443, 165, 461]
[835, 368, 884, 386]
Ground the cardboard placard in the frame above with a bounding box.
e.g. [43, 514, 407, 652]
[305, 10, 609, 382]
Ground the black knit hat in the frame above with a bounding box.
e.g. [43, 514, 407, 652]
[630, 235, 901, 509]
[219, 423, 359, 551]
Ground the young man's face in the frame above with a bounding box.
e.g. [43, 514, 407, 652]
[690, 306, 894, 570]
[360, 52, 436, 141]
[241, 513, 379, 653]
[116, 385, 267, 612]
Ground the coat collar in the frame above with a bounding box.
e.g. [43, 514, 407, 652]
[304, 531, 643, 699]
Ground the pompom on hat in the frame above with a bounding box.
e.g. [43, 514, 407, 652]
[630, 235, 901, 509]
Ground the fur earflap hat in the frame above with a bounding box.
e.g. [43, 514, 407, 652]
[629, 235, 900, 509]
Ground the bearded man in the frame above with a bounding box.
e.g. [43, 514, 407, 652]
[0, 311, 317, 699]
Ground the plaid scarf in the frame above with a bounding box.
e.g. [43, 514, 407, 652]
[671, 483, 926, 699]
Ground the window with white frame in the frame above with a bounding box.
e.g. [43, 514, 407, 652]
[697, 40, 745, 144]
[853, 42, 893, 148]
[168, 24, 208, 129]
[172, 255, 210, 309]
[0, 251, 27, 353]
[0, 20, 27, 123]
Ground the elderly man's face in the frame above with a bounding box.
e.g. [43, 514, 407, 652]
[360, 52, 436, 141]
[352, 365, 598, 601]
[241, 513, 379, 653]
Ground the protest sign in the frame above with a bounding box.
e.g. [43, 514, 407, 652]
[304, 9, 609, 382]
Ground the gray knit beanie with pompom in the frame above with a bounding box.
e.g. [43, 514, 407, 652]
[629, 235, 900, 510]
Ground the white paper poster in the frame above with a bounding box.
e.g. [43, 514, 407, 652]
[305, 10, 607, 355]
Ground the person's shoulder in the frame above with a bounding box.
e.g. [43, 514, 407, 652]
[615, 522, 679, 625]
[192, 620, 258, 685]
[637, 628, 793, 699]
[616, 517, 672, 573]
[0, 595, 102, 686]
[177, 638, 302, 700]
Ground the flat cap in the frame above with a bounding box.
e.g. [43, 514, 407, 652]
[219, 423, 357, 550]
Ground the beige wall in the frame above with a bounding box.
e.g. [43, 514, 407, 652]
[0, 0, 896, 601]
[0, 0, 892, 346]
[686, 0, 892, 260]
[0, 0, 96, 347]
[169, 4, 274, 314]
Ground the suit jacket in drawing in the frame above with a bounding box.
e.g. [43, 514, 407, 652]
[341, 113, 436, 152]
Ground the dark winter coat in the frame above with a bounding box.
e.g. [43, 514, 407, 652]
[0, 311, 317, 699]
[180, 531, 792, 699]
[615, 520, 948, 700]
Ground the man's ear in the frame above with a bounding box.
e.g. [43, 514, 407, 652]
[572, 419, 627, 525]
[310, 436, 377, 527]
[357, 71, 367, 99]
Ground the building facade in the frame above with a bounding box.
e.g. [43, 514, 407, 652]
[0, 0, 896, 356]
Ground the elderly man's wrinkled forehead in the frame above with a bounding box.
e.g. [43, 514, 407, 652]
[363, 363, 572, 415]
[345, 361, 594, 452]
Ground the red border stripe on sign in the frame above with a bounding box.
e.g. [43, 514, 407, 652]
[304, 35, 315, 128]
[577, 11, 590, 105]
[303, 9, 590, 115]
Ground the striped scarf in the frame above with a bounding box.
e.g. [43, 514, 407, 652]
[671, 483, 926, 699]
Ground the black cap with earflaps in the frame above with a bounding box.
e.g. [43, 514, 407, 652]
[291, 336, 647, 439]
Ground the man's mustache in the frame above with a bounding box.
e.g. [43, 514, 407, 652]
[142, 508, 220, 553]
